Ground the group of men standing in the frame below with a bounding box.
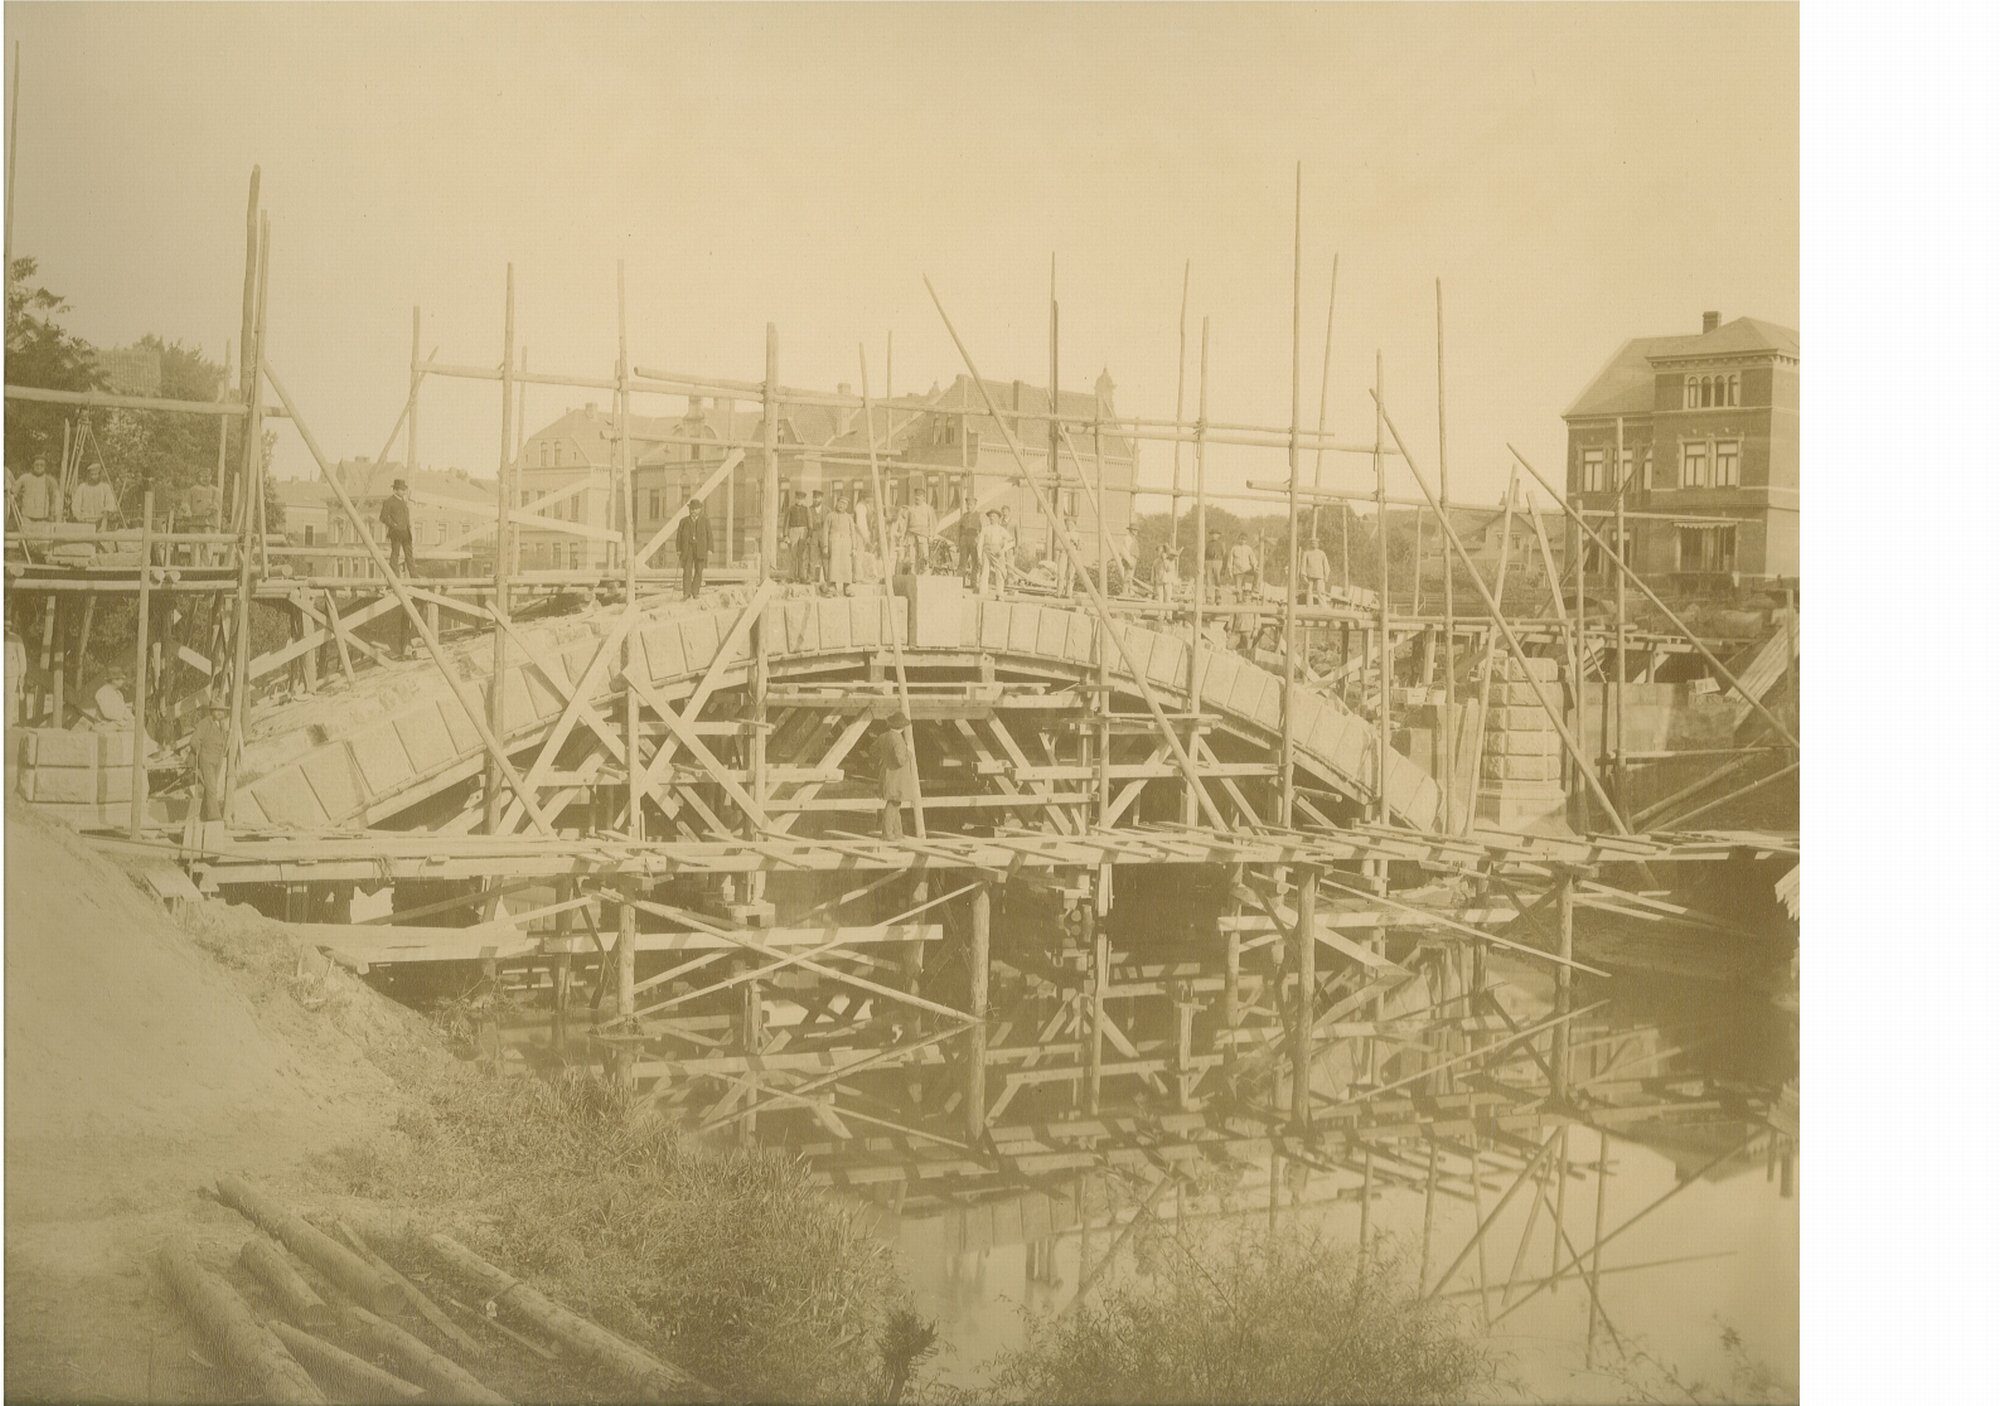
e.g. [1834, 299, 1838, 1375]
[7, 456, 122, 535]
[778, 484, 954, 592]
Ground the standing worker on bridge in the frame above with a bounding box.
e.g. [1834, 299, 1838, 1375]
[381, 478, 417, 576]
[71, 460, 119, 535]
[189, 697, 231, 832]
[677, 495, 711, 598]
[875, 712, 918, 841]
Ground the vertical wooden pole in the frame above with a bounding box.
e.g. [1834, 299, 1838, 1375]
[1420, 1138, 1439, 1287]
[1785, 583, 1799, 742]
[1312, 257, 1340, 573]
[1554, 870, 1575, 1102]
[1413, 514, 1424, 615]
[1572, 490, 1586, 828]
[1373, 353, 1390, 841]
[1291, 865, 1318, 1130]
[1614, 418, 1629, 814]
[761, 325, 779, 578]
[1049, 258, 1061, 566]
[1086, 885, 1107, 1114]
[4, 42, 19, 275]
[966, 884, 991, 1140]
[860, 347, 925, 838]
[618, 264, 641, 842]
[221, 215, 268, 824]
[128, 490, 153, 837]
[1470, 1144, 1493, 1325]
[741, 976, 764, 1141]
[1460, 473, 1521, 833]
[1185, 318, 1210, 827]
[1171, 259, 1189, 535]
[236, 167, 260, 447]
[1585, 1131, 1611, 1367]
[485, 266, 515, 834]
[212, 340, 232, 534]
[1222, 926, 1241, 1076]
[1094, 419, 1110, 824]
[407, 308, 421, 477]
[1280, 163, 1303, 827]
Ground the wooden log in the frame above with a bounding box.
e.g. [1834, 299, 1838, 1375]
[155, 1238, 327, 1405]
[214, 1175, 403, 1315]
[333, 1219, 483, 1359]
[426, 1233, 718, 1401]
[268, 1320, 425, 1403]
[238, 1235, 336, 1333]
[338, 1304, 509, 1405]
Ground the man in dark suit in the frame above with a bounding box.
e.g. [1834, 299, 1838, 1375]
[677, 496, 710, 598]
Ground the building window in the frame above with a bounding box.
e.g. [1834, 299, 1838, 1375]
[301, 524, 317, 546]
[1580, 447, 1606, 493]
[1677, 524, 1737, 575]
[1714, 439, 1741, 487]
[1681, 441, 1709, 488]
[1641, 448, 1654, 490]
[1617, 447, 1635, 492]
[1726, 373, 1740, 407]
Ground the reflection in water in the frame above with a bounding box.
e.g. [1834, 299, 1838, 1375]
[462, 935, 1797, 1402]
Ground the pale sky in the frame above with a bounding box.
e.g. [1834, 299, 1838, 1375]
[3, 2, 1797, 509]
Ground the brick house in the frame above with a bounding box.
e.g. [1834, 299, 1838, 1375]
[1562, 312, 1799, 582]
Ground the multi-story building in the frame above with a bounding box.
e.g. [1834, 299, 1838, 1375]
[1562, 312, 1798, 582]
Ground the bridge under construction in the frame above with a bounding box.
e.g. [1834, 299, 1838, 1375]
[5, 168, 1799, 1234]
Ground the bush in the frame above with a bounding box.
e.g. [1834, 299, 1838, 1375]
[325, 1065, 912, 1403]
[982, 1226, 1491, 1405]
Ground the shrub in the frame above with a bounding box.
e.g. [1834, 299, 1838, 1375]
[982, 1226, 1491, 1405]
[327, 1065, 911, 1403]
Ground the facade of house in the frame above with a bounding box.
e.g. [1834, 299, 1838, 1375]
[1562, 312, 1799, 582]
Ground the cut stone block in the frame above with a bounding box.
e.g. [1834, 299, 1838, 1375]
[393, 704, 459, 776]
[1008, 604, 1042, 655]
[979, 600, 1011, 652]
[640, 622, 687, 682]
[248, 770, 329, 828]
[817, 597, 852, 651]
[300, 744, 368, 822]
[348, 720, 418, 795]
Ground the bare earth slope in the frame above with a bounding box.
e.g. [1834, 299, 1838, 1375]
[3, 806, 446, 1401]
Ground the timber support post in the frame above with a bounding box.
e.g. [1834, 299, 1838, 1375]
[1291, 863, 1319, 1130]
[966, 883, 991, 1140]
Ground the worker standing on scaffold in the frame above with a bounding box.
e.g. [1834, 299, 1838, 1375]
[189, 697, 232, 832]
[381, 478, 417, 576]
[677, 495, 710, 598]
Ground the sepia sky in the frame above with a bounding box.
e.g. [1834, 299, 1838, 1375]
[3, 2, 1797, 509]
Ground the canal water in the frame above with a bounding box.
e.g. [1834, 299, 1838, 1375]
[465, 954, 1797, 1402]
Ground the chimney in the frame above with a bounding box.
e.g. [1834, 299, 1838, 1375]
[1701, 310, 1720, 334]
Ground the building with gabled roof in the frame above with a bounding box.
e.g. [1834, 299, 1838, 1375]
[1562, 311, 1799, 583]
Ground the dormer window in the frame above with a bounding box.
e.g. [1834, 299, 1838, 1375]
[1684, 372, 1741, 409]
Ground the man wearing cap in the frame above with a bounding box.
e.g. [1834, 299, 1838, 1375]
[677, 495, 711, 598]
[380, 478, 416, 575]
[71, 460, 119, 533]
[190, 698, 232, 825]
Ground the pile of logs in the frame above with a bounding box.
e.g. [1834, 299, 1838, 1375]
[154, 1174, 718, 1404]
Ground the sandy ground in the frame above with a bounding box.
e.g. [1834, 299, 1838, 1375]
[3, 806, 445, 1402]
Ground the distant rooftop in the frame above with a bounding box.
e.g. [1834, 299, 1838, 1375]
[1566, 315, 1800, 420]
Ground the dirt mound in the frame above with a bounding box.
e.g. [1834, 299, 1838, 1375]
[3, 805, 450, 1399]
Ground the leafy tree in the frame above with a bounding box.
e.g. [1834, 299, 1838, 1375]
[5, 257, 103, 466]
[90, 336, 282, 529]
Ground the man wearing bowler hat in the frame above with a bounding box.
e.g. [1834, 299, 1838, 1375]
[380, 477, 416, 576]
